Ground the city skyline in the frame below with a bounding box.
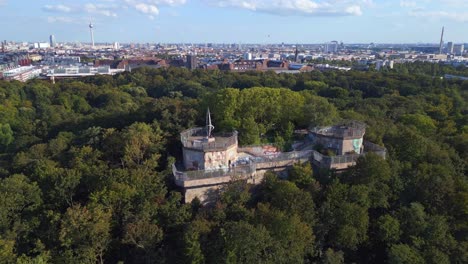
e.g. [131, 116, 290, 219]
[1, 0, 468, 44]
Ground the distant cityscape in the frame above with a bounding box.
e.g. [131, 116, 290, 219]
[0, 25, 466, 82]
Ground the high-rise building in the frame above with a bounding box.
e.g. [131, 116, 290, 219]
[325, 41, 339, 53]
[186, 55, 198, 70]
[454, 44, 465, 56]
[243, 52, 252, 60]
[447, 42, 454, 54]
[49, 35, 56, 48]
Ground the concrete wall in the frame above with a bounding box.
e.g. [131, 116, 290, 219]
[181, 158, 309, 204]
[204, 145, 238, 170]
[239, 145, 279, 156]
[316, 136, 343, 154]
[185, 185, 223, 204]
[342, 138, 363, 154]
[183, 171, 267, 204]
[183, 148, 205, 170]
[330, 161, 356, 170]
[183, 144, 238, 170]
[315, 135, 363, 155]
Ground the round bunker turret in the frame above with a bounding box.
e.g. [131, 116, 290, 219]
[180, 127, 238, 171]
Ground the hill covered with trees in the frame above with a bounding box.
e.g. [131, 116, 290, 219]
[0, 63, 466, 263]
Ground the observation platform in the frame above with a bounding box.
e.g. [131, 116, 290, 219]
[181, 127, 238, 152]
[310, 121, 366, 140]
[174, 119, 387, 204]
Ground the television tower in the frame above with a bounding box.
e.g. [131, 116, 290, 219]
[89, 22, 95, 49]
[439, 26, 444, 54]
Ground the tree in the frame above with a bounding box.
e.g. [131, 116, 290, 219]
[398, 203, 427, 240]
[0, 123, 13, 150]
[388, 244, 424, 264]
[0, 174, 42, 241]
[300, 92, 338, 127]
[124, 219, 163, 250]
[322, 248, 344, 264]
[239, 116, 261, 145]
[0, 238, 16, 264]
[400, 114, 436, 136]
[288, 162, 315, 189]
[319, 181, 369, 250]
[122, 122, 165, 169]
[59, 205, 111, 264]
[347, 153, 392, 208]
[260, 173, 316, 224]
[183, 225, 205, 264]
[330, 203, 369, 250]
[375, 215, 401, 244]
[221, 221, 276, 264]
[123, 218, 163, 263]
[254, 203, 314, 263]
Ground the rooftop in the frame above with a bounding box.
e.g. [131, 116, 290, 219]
[181, 127, 238, 152]
[310, 121, 366, 139]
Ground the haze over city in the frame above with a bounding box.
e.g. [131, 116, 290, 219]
[1, 0, 468, 43]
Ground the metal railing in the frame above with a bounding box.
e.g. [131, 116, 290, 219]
[173, 163, 256, 182]
[310, 121, 366, 139]
[309, 150, 360, 167]
[180, 127, 238, 151]
[311, 141, 387, 168]
[253, 150, 313, 163]
[363, 141, 387, 158]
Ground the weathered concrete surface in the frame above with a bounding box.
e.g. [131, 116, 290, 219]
[204, 145, 238, 170]
[181, 158, 310, 204]
[185, 185, 222, 204]
[177, 173, 252, 188]
[183, 144, 238, 170]
[183, 172, 265, 204]
[255, 158, 309, 170]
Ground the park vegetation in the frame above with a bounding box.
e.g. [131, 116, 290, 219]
[0, 62, 467, 263]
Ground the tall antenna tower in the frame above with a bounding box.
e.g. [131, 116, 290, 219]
[439, 26, 444, 54]
[89, 21, 95, 49]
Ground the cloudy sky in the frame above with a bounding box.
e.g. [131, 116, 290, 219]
[0, 0, 467, 43]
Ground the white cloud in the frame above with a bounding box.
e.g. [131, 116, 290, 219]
[409, 10, 468, 22]
[84, 3, 118, 17]
[135, 3, 160, 15]
[42, 3, 118, 17]
[43, 4, 72, 13]
[400, 1, 417, 8]
[47, 16, 75, 23]
[346, 5, 363, 16]
[205, 0, 368, 16]
[440, 0, 468, 7]
[149, 0, 187, 6]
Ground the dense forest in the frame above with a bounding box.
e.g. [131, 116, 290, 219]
[0, 62, 467, 263]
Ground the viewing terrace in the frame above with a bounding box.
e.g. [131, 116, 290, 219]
[311, 141, 387, 169]
[180, 127, 238, 152]
[172, 163, 256, 187]
[310, 121, 366, 139]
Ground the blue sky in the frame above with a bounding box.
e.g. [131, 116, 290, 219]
[0, 0, 467, 43]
